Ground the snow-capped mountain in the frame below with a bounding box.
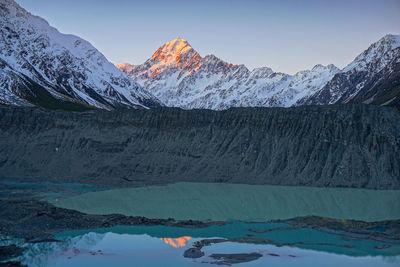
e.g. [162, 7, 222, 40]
[304, 34, 400, 107]
[0, 0, 160, 110]
[119, 36, 400, 110]
[120, 38, 339, 109]
[2, 0, 397, 111]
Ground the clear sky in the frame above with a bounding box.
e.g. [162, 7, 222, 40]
[15, 0, 400, 74]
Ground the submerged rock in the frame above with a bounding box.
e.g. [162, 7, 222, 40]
[375, 245, 392, 249]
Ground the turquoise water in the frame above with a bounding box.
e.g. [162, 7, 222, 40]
[55, 221, 400, 257]
[11, 222, 400, 267]
[50, 182, 400, 222]
[43, 182, 93, 187]
[2, 182, 400, 265]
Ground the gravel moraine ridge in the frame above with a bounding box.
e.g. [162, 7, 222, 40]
[0, 104, 399, 189]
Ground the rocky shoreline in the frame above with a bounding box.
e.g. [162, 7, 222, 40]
[0, 198, 224, 242]
[0, 195, 399, 265]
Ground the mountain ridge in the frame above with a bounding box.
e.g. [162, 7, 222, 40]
[305, 34, 400, 107]
[119, 35, 400, 109]
[0, 0, 161, 110]
[1, 0, 398, 111]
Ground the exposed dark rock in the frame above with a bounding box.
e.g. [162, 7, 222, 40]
[0, 261, 26, 267]
[375, 245, 391, 249]
[0, 104, 399, 189]
[183, 248, 204, 258]
[0, 245, 26, 263]
[194, 239, 228, 248]
[249, 226, 297, 233]
[28, 238, 64, 244]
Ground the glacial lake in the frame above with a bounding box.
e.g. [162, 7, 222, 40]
[6, 221, 400, 267]
[48, 182, 400, 222]
[2, 182, 400, 266]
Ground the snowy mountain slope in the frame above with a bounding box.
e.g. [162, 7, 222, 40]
[3, 0, 396, 111]
[119, 36, 400, 110]
[115, 63, 137, 74]
[0, 0, 161, 110]
[119, 38, 339, 110]
[304, 34, 400, 107]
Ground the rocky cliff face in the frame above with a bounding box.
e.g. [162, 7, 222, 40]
[0, 104, 399, 189]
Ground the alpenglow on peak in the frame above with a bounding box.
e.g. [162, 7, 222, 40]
[151, 38, 201, 65]
[117, 34, 400, 109]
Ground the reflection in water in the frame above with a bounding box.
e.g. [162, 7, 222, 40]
[55, 221, 400, 258]
[161, 236, 192, 248]
[10, 230, 400, 267]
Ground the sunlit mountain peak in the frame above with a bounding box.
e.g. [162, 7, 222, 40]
[151, 38, 200, 64]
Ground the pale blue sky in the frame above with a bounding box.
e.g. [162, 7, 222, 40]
[15, 0, 400, 74]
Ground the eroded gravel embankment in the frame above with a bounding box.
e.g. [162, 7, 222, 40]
[0, 104, 399, 189]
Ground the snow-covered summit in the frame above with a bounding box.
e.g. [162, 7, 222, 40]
[130, 38, 202, 81]
[311, 64, 339, 72]
[383, 34, 400, 50]
[305, 34, 400, 106]
[151, 38, 195, 63]
[344, 34, 400, 72]
[119, 38, 340, 109]
[118, 34, 400, 109]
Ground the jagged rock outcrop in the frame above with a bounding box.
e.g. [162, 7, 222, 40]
[0, 104, 399, 189]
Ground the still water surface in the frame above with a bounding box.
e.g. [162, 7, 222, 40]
[2, 182, 400, 266]
[49, 182, 400, 222]
[8, 222, 400, 267]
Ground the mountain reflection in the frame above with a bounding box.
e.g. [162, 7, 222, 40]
[160, 236, 191, 248]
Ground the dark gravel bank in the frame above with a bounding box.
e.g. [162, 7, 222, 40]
[0, 104, 399, 189]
